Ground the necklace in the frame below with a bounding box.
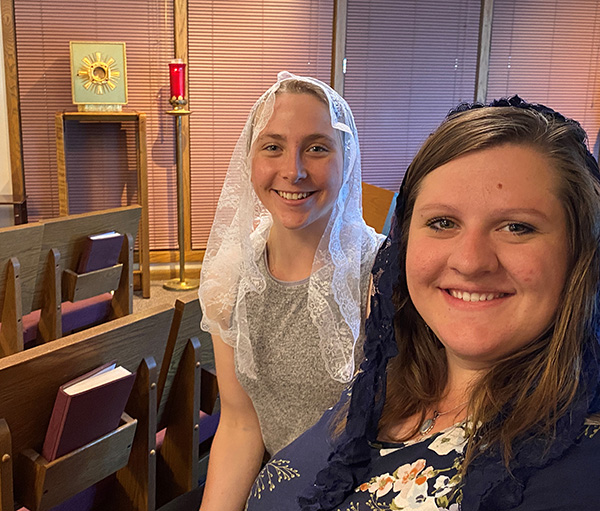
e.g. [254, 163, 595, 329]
[419, 401, 468, 436]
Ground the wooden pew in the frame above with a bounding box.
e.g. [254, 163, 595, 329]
[155, 293, 218, 511]
[0, 223, 44, 356]
[0, 303, 175, 511]
[32, 205, 141, 344]
[362, 182, 397, 235]
[0, 293, 217, 511]
[0, 206, 142, 356]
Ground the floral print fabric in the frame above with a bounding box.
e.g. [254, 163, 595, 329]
[245, 411, 600, 511]
[245, 407, 470, 511]
[345, 424, 467, 511]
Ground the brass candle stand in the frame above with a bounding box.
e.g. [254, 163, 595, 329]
[163, 95, 199, 291]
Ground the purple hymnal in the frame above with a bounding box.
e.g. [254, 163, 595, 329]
[42, 362, 136, 461]
[76, 231, 124, 274]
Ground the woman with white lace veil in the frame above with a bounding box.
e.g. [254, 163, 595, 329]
[198, 71, 383, 511]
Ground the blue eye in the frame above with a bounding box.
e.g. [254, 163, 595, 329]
[502, 222, 535, 235]
[426, 217, 455, 231]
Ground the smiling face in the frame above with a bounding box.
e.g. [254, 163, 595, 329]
[251, 92, 343, 239]
[405, 144, 570, 372]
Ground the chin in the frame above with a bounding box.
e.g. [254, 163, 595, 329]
[275, 214, 331, 236]
[278, 219, 314, 232]
[437, 330, 519, 364]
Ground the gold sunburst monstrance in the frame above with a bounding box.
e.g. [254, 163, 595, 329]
[77, 53, 121, 95]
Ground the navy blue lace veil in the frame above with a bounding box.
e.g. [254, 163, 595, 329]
[298, 96, 600, 511]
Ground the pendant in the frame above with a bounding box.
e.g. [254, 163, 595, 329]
[419, 418, 435, 435]
[419, 411, 439, 436]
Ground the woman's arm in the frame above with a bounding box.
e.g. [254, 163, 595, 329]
[199, 334, 266, 511]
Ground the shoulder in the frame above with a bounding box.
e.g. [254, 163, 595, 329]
[245, 400, 342, 511]
[551, 418, 600, 472]
[360, 231, 386, 271]
[513, 418, 600, 510]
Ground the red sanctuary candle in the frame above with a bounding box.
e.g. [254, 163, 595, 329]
[169, 59, 186, 98]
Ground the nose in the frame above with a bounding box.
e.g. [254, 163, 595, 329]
[447, 229, 499, 276]
[281, 150, 307, 183]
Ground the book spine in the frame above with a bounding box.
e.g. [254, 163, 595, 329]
[41, 389, 71, 461]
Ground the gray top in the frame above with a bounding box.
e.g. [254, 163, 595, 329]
[235, 252, 368, 455]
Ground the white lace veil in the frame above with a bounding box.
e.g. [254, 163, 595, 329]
[198, 71, 383, 383]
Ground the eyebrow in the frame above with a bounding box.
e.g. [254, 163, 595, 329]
[256, 133, 285, 142]
[256, 132, 338, 146]
[415, 204, 553, 222]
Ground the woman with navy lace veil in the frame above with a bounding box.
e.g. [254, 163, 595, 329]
[244, 97, 600, 510]
[197, 72, 383, 511]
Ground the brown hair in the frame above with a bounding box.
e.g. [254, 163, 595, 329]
[380, 105, 600, 470]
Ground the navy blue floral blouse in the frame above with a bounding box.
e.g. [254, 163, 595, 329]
[245, 400, 600, 510]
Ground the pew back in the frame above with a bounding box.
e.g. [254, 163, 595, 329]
[157, 293, 205, 429]
[0, 223, 44, 315]
[0, 303, 173, 456]
[0, 294, 214, 511]
[32, 205, 141, 312]
[155, 294, 216, 510]
[362, 182, 397, 235]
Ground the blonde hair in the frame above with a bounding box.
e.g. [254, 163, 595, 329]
[276, 77, 329, 103]
[380, 105, 600, 470]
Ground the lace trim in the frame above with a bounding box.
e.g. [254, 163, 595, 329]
[199, 71, 383, 383]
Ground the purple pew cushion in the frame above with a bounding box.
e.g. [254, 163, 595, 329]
[61, 293, 113, 334]
[155, 410, 221, 449]
[2, 293, 113, 349]
[22, 309, 41, 346]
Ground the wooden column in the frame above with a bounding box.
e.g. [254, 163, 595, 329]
[1, 0, 27, 223]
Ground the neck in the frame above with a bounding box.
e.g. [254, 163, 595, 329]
[266, 223, 325, 281]
[444, 352, 487, 402]
[381, 354, 484, 442]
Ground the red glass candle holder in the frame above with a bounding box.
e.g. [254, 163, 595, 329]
[169, 59, 186, 99]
